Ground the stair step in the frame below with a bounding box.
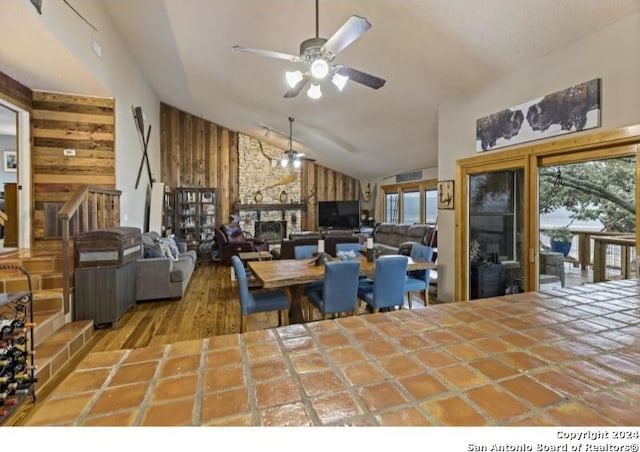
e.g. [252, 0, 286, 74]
[33, 320, 94, 392]
[0, 254, 62, 273]
[33, 309, 66, 347]
[0, 271, 65, 292]
[32, 290, 64, 314]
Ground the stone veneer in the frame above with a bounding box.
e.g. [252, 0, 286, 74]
[238, 134, 303, 236]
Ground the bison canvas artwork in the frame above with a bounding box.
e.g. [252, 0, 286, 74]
[476, 78, 601, 152]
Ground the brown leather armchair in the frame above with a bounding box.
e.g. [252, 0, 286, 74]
[214, 223, 268, 265]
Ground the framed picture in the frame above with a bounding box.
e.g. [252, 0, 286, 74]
[3, 150, 17, 172]
[438, 180, 454, 210]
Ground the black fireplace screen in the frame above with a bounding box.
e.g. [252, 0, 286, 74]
[255, 221, 287, 243]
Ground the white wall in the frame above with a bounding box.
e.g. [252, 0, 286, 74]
[24, 0, 160, 229]
[437, 12, 640, 302]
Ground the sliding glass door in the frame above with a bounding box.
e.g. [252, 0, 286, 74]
[468, 169, 525, 299]
[538, 151, 637, 289]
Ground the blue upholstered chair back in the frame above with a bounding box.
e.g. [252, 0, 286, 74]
[321, 260, 361, 313]
[231, 255, 253, 315]
[294, 245, 318, 259]
[335, 242, 362, 255]
[409, 244, 433, 283]
[373, 255, 408, 307]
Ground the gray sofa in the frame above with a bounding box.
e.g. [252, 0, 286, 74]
[373, 223, 436, 255]
[136, 231, 197, 301]
[373, 223, 438, 298]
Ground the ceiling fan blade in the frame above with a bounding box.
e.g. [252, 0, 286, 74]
[323, 16, 371, 55]
[284, 77, 309, 98]
[232, 45, 301, 63]
[336, 66, 386, 89]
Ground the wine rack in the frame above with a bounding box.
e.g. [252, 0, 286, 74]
[0, 265, 37, 423]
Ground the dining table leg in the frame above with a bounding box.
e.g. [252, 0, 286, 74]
[288, 284, 306, 324]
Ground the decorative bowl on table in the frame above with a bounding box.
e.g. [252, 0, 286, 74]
[336, 250, 357, 260]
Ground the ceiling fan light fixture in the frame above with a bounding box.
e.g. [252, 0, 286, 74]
[331, 72, 349, 91]
[307, 82, 322, 99]
[310, 58, 329, 79]
[285, 70, 304, 88]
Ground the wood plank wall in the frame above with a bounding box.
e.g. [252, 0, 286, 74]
[0, 70, 32, 112]
[301, 162, 359, 231]
[160, 102, 360, 232]
[31, 92, 115, 244]
[160, 102, 239, 224]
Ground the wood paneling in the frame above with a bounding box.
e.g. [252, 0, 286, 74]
[160, 103, 239, 224]
[32, 92, 115, 243]
[301, 162, 361, 231]
[0, 70, 32, 112]
[160, 103, 360, 231]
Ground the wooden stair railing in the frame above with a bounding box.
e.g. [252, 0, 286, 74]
[59, 186, 122, 314]
[0, 210, 7, 227]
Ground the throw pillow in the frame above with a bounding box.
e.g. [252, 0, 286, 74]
[172, 236, 187, 254]
[158, 237, 179, 260]
[143, 244, 163, 258]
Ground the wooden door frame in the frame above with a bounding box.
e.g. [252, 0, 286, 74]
[0, 98, 31, 249]
[455, 124, 640, 301]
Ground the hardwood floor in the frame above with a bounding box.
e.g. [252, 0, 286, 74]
[91, 261, 251, 352]
[89, 260, 435, 352]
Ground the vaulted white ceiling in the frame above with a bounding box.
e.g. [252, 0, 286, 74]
[3, 0, 640, 179]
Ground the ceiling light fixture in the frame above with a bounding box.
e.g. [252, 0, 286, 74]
[293, 158, 301, 169]
[285, 70, 304, 88]
[310, 58, 329, 79]
[307, 82, 322, 99]
[331, 72, 349, 91]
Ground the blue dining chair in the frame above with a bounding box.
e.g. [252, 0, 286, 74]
[357, 255, 408, 312]
[231, 256, 289, 333]
[305, 260, 361, 321]
[294, 245, 318, 259]
[335, 242, 363, 255]
[404, 244, 434, 308]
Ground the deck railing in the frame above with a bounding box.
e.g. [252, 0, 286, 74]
[59, 186, 121, 314]
[540, 227, 636, 282]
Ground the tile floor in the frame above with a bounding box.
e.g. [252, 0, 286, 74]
[25, 279, 640, 426]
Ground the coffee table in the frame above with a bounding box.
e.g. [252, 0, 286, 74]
[237, 251, 273, 261]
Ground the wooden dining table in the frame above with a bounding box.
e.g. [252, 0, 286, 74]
[248, 255, 436, 323]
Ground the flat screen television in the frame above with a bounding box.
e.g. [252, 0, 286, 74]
[318, 200, 360, 229]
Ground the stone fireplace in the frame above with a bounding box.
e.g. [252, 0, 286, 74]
[238, 134, 304, 238]
[254, 220, 287, 243]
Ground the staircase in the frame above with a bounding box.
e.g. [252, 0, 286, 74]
[0, 249, 94, 394]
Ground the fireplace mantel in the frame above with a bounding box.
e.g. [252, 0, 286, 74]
[235, 203, 307, 211]
[234, 202, 306, 221]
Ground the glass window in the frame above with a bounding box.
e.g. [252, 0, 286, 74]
[385, 193, 399, 223]
[425, 190, 437, 224]
[402, 191, 420, 224]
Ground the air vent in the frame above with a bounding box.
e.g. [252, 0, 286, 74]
[396, 170, 422, 183]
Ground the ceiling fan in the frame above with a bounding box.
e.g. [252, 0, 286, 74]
[281, 117, 315, 168]
[232, 0, 386, 99]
